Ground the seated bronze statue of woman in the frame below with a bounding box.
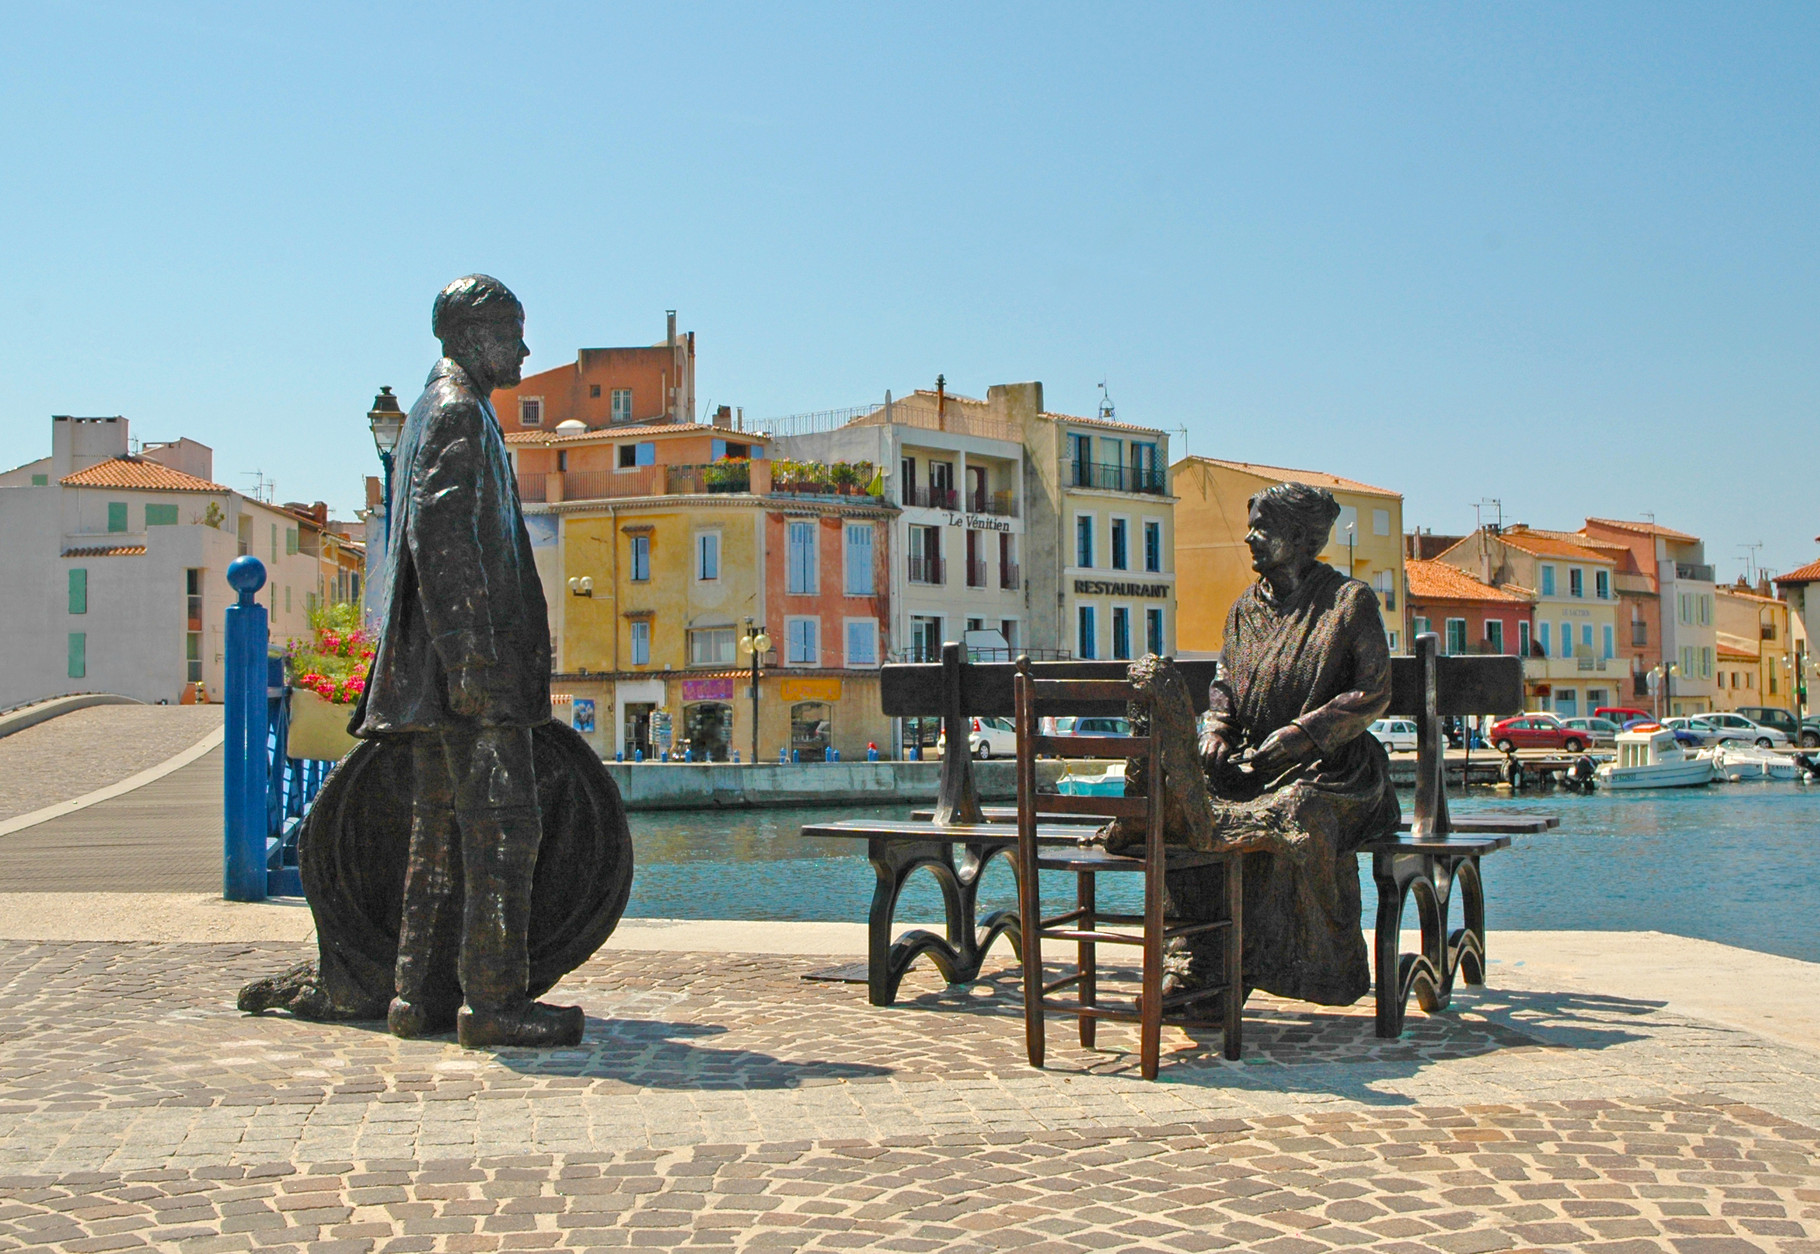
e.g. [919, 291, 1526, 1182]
[1135, 481, 1400, 1006]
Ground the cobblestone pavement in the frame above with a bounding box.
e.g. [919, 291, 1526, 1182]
[2, 939, 1817, 1251]
[0, 706, 221, 822]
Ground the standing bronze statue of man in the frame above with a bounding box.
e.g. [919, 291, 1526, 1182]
[1170, 482, 1400, 1006]
[350, 274, 582, 1048]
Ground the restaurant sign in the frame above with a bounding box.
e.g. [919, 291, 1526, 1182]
[1073, 579, 1171, 598]
[682, 678, 735, 702]
[780, 678, 843, 702]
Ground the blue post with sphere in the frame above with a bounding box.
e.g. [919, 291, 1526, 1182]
[223, 556, 270, 901]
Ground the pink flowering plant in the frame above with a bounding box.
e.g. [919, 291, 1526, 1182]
[285, 602, 374, 705]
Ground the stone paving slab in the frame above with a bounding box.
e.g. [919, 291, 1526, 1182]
[1, 939, 1817, 1251]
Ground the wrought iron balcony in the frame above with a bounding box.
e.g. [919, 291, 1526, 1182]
[908, 555, 946, 585]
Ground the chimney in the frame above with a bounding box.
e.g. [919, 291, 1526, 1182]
[712, 405, 732, 430]
[666, 310, 676, 349]
[936, 374, 946, 432]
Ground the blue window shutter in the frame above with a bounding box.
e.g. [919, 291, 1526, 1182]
[636, 442, 656, 466]
[712, 438, 726, 461]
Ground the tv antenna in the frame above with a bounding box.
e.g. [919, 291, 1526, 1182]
[1471, 498, 1504, 532]
[243, 470, 273, 504]
[1739, 541, 1764, 583]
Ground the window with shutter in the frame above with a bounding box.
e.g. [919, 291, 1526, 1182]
[844, 525, 873, 595]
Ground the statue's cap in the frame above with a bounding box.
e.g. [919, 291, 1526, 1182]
[432, 274, 522, 340]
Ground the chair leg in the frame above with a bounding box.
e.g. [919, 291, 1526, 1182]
[1077, 871, 1096, 1049]
[1223, 854, 1243, 1061]
[1140, 862, 1164, 1083]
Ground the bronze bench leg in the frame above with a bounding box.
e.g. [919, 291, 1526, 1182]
[866, 836, 1019, 1006]
[1372, 849, 1488, 1038]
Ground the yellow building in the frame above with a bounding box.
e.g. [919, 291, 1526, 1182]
[509, 420, 896, 761]
[1715, 583, 1794, 714]
[1170, 457, 1404, 654]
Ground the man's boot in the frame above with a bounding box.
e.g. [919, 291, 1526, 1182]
[453, 805, 585, 1049]
[390, 780, 464, 1038]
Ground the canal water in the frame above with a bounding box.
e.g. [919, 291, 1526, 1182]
[623, 784, 1820, 964]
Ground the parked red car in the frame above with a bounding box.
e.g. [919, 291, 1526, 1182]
[1488, 714, 1590, 753]
[1594, 706, 1652, 728]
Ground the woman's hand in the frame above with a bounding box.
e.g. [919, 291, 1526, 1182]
[1250, 723, 1316, 779]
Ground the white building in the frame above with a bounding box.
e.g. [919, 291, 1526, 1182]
[772, 381, 1175, 666]
[0, 415, 346, 707]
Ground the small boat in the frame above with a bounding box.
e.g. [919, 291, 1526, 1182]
[1057, 762, 1127, 796]
[1703, 743, 1801, 782]
[1597, 727, 1716, 790]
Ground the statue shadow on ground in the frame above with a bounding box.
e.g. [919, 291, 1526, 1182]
[478, 1016, 892, 1091]
[900, 965, 1667, 1105]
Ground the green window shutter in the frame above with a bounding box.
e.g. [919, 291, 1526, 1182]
[68, 568, 87, 615]
[68, 633, 86, 679]
[286, 527, 298, 555]
[30, 473, 47, 486]
[107, 502, 128, 533]
[145, 504, 178, 526]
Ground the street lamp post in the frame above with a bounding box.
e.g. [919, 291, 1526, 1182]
[1649, 661, 1679, 719]
[366, 387, 405, 542]
[739, 618, 772, 765]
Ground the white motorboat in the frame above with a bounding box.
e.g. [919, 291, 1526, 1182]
[1597, 727, 1716, 790]
[1702, 743, 1801, 782]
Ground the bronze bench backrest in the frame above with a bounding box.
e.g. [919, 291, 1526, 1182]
[882, 637, 1522, 831]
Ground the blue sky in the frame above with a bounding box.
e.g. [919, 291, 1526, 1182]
[3, 3, 1815, 578]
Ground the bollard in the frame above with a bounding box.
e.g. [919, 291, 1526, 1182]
[634, 749, 643, 763]
[830, 747, 839, 762]
[732, 750, 740, 763]
[779, 748, 789, 763]
[223, 556, 269, 902]
[615, 751, 623, 762]
[867, 747, 879, 762]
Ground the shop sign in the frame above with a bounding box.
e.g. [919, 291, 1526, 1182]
[1073, 579, 1171, 598]
[943, 511, 1013, 533]
[780, 677, 842, 702]
[682, 678, 735, 702]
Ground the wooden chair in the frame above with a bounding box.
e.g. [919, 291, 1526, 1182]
[1013, 658, 1243, 1080]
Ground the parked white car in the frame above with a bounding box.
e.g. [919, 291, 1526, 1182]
[1369, 718, 1418, 752]
[1692, 712, 1791, 749]
[937, 716, 1018, 759]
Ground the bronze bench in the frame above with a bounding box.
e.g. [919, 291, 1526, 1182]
[803, 635, 1543, 1038]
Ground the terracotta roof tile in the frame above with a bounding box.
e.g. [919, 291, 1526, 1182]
[1405, 559, 1532, 604]
[62, 544, 147, 557]
[59, 457, 228, 493]
[504, 422, 744, 446]
[1494, 526, 1615, 563]
[1041, 410, 1170, 436]
[1775, 558, 1820, 585]
[1584, 516, 1702, 543]
[1177, 456, 1399, 498]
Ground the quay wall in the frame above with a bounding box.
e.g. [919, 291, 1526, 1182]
[602, 753, 1521, 809]
[604, 759, 1072, 810]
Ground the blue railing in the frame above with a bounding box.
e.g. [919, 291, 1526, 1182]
[223, 555, 334, 901]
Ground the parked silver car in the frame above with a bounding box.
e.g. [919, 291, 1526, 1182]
[1368, 718, 1418, 752]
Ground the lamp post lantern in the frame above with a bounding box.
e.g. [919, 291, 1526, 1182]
[366, 386, 405, 541]
[739, 618, 772, 765]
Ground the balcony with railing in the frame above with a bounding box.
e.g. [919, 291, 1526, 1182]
[1675, 562, 1716, 583]
[904, 485, 958, 510]
[1065, 460, 1167, 495]
[966, 489, 1018, 517]
[908, 555, 946, 585]
[516, 465, 665, 503]
[999, 560, 1020, 590]
[965, 558, 988, 588]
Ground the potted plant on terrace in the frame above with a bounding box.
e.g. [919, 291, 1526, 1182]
[283, 602, 370, 761]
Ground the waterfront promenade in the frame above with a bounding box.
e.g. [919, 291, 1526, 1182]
[3, 709, 1819, 1250]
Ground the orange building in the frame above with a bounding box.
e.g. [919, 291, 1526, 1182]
[491, 311, 698, 434]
